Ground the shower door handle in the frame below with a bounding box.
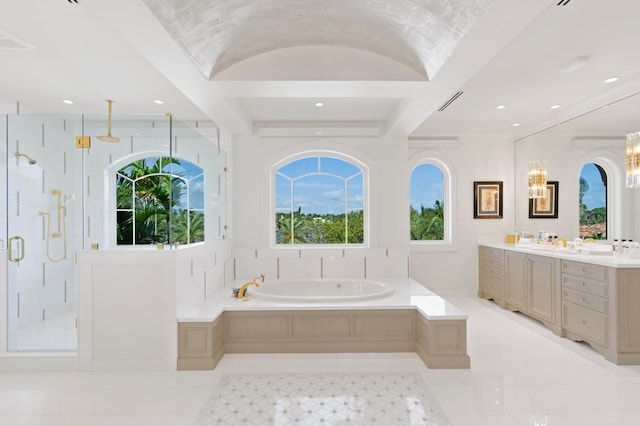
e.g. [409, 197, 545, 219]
[8, 236, 25, 262]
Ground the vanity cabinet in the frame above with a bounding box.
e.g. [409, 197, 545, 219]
[505, 251, 526, 311]
[504, 251, 558, 332]
[478, 246, 505, 307]
[561, 260, 609, 348]
[479, 244, 640, 365]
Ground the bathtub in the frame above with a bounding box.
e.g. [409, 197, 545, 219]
[250, 278, 394, 303]
[177, 277, 470, 370]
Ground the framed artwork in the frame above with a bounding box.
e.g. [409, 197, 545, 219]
[474, 181, 503, 219]
[529, 181, 558, 218]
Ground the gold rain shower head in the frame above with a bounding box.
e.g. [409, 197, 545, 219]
[15, 152, 37, 165]
[97, 99, 121, 143]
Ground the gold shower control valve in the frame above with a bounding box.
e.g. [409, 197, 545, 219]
[75, 135, 91, 148]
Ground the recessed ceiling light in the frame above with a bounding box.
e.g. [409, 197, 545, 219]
[315, 102, 324, 107]
[512, 122, 521, 127]
[550, 104, 561, 109]
[603, 76, 620, 84]
[62, 99, 73, 104]
[154, 99, 164, 105]
[496, 105, 506, 110]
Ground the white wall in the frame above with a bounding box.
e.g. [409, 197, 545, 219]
[409, 133, 515, 294]
[230, 132, 516, 295]
[232, 135, 409, 249]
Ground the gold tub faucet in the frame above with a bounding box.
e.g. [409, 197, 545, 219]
[237, 274, 265, 300]
[237, 281, 259, 300]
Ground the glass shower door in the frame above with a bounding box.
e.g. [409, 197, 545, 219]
[6, 114, 81, 351]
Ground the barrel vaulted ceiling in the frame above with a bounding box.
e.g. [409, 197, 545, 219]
[2, 0, 640, 138]
[142, 0, 493, 80]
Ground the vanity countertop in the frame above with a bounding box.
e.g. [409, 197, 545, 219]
[480, 242, 640, 268]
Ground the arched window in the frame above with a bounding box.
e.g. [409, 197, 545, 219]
[274, 154, 366, 245]
[579, 162, 607, 239]
[410, 162, 449, 242]
[116, 156, 204, 245]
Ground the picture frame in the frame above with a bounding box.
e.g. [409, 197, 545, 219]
[474, 181, 503, 219]
[529, 181, 558, 219]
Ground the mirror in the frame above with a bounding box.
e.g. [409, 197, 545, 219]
[514, 91, 640, 242]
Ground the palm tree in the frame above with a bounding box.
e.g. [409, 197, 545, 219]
[116, 157, 187, 245]
[276, 216, 311, 244]
[172, 210, 205, 244]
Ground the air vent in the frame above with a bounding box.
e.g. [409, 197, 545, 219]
[438, 91, 463, 112]
[557, 0, 572, 6]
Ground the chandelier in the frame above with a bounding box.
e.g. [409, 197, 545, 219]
[626, 132, 640, 188]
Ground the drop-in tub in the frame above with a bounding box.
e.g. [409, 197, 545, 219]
[177, 277, 470, 370]
[250, 279, 394, 303]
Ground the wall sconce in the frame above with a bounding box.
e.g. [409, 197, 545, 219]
[528, 160, 547, 199]
[626, 132, 640, 188]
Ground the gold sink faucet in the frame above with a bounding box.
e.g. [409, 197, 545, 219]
[553, 237, 567, 248]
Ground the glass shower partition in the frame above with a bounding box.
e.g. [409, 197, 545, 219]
[3, 114, 84, 351]
[2, 112, 186, 352]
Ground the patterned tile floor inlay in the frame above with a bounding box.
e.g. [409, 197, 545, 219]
[194, 372, 449, 425]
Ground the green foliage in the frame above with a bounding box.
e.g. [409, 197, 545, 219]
[410, 200, 444, 241]
[116, 157, 205, 245]
[172, 210, 205, 244]
[275, 215, 311, 244]
[275, 210, 364, 244]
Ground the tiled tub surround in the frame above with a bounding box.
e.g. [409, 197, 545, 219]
[177, 278, 470, 371]
[478, 243, 640, 365]
[231, 247, 411, 282]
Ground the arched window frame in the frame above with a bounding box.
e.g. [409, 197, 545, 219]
[408, 155, 455, 249]
[109, 153, 205, 247]
[270, 150, 369, 248]
[575, 151, 622, 241]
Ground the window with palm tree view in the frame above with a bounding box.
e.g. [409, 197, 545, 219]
[275, 155, 365, 245]
[579, 162, 607, 239]
[410, 163, 445, 241]
[116, 157, 205, 245]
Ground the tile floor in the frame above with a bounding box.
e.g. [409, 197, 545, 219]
[0, 296, 639, 425]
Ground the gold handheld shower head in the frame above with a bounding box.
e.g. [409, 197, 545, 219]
[15, 152, 37, 165]
[97, 99, 121, 143]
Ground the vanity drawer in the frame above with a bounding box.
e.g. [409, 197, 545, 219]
[480, 274, 503, 300]
[561, 260, 607, 281]
[562, 274, 608, 298]
[562, 302, 608, 347]
[480, 247, 503, 261]
[563, 288, 608, 314]
[480, 261, 503, 279]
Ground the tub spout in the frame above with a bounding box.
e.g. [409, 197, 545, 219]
[238, 280, 260, 300]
